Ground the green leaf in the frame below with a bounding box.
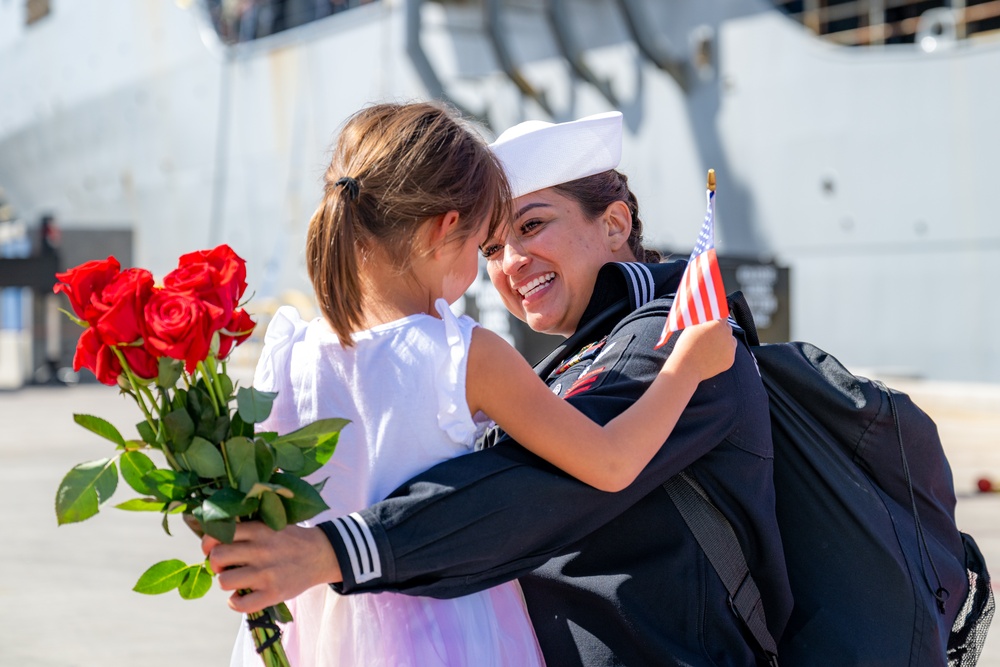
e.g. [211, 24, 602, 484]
[179, 564, 214, 600]
[244, 482, 294, 500]
[230, 411, 254, 438]
[271, 602, 293, 623]
[237, 387, 277, 424]
[200, 414, 231, 445]
[272, 441, 305, 474]
[136, 420, 160, 447]
[115, 497, 167, 512]
[273, 419, 348, 476]
[172, 388, 188, 412]
[185, 437, 227, 478]
[223, 437, 258, 492]
[218, 373, 234, 403]
[187, 385, 214, 425]
[133, 559, 187, 595]
[120, 451, 157, 495]
[156, 357, 183, 389]
[254, 439, 275, 482]
[166, 500, 188, 514]
[273, 418, 350, 450]
[272, 472, 330, 524]
[259, 491, 287, 532]
[144, 469, 196, 502]
[161, 511, 172, 535]
[55, 458, 119, 525]
[199, 488, 257, 522]
[188, 385, 228, 444]
[202, 517, 236, 544]
[73, 414, 126, 448]
[162, 407, 195, 453]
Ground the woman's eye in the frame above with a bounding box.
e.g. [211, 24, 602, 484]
[520, 219, 543, 235]
[480, 243, 502, 259]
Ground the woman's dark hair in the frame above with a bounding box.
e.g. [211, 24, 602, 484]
[552, 169, 661, 263]
[306, 102, 511, 346]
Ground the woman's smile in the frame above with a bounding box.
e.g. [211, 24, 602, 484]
[516, 272, 556, 299]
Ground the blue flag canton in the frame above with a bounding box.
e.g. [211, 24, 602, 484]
[690, 192, 716, 258]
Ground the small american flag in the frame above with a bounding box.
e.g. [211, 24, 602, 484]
[655, 181, 729, 349]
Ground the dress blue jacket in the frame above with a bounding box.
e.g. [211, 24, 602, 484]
[321, 260, 793, 666]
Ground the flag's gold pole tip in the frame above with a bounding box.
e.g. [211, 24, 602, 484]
[707, 169, 716, 192]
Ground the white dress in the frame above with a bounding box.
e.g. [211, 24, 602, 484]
[230, 299, 545, 667]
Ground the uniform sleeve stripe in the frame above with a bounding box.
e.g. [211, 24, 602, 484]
[351, 512, 382, 579]
[333, 513, 382, 584]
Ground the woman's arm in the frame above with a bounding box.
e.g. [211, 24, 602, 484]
[328, 311, 761, 599]
[205, 307, 765, 607]
[466, 320, 735, 492]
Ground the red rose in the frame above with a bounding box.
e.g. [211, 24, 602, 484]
[73, 327, 122, 386]
[217, 308, 256, 360]
[53, 257, 121, 324]
[94, 268, 154, 346]
[120, 344, 159, 381]
[164, 245, 248, 330]
[144, 288, 215, 372]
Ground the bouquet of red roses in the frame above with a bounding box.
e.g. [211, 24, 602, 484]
[53, 244, 347, 667]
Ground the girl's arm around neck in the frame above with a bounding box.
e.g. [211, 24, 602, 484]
[466, 323, 734, 493]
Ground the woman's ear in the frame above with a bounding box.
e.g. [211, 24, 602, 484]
[603, 200, 633, 253]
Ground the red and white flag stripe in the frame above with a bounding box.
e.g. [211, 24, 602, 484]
[655, 188, 729, 349]
[666, 247, 726, 329]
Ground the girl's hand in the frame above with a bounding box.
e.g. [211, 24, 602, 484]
[668, 319, 737, 381]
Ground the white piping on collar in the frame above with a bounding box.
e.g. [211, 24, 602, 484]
[615, 262, 655, 308]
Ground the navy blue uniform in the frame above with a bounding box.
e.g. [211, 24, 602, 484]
[322, 261, 792, 666]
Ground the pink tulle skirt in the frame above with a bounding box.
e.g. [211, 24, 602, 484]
[230, 581, 545, 666]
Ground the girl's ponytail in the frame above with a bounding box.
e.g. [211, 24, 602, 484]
[307, 181, 364, 346]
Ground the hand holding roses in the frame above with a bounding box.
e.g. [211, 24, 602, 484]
[53, 245, 347, 667]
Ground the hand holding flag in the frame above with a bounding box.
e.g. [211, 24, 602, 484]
[656, 170, 729, 349]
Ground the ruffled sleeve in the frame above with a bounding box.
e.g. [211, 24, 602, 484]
[433, 298, 483, 446]
[252, 305, 309, 393]
[251, 306, 313, 436]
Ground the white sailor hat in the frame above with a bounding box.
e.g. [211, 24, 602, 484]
[489, 111, 623, 199]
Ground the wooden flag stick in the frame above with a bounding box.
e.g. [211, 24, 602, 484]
[707, 169, 716, 192]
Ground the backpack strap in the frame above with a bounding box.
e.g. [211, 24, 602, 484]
[663, 472, 779, 665]
[727, 290, 760, 347]
[664, 296, 777, 664]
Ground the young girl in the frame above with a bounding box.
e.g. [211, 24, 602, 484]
[229, 102, 735, 666]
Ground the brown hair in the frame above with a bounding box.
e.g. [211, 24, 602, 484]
[553, 170, 661, 263]
[306, 102, 511, 345]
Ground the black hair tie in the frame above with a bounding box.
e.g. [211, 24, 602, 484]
[335, 176, 360, 201]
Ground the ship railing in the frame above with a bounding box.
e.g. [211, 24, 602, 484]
[775, 0, 1000, 46]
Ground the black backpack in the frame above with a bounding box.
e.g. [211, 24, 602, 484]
[665, 292, 995, 666]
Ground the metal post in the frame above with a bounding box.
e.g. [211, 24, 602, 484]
[869, 0, 885, 45]
[952, 0, 966, 40]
